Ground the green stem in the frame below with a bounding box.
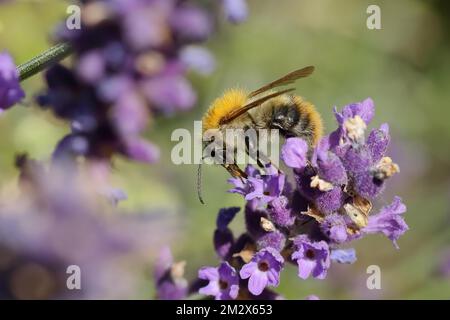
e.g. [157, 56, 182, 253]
[17, 42, 73, 81]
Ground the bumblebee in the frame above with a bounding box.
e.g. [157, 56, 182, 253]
[199, 66, 323, 203]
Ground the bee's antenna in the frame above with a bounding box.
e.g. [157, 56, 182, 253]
[197, 161, 205, 204]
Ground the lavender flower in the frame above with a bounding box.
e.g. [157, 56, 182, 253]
[292, 235, 330, 280]
[159, 98, 407, 299]
[245, 171, 285, 204]
[202, 98, 404, 298]
[198, 262, 239, 300]
[36, 0, 239, 165]
[228, 165, 261, 196]
[180, 46, 216, 75]
[1, 158, 178, 299]
[363, 196, 408, 249]
[222, 0, 249, 24]
[239, 248, 284, 295]
[0, 51, 24, 111]
[281, 137, 308, 169]
[256, 230, 286, 252]
[320, 213, 349, 243]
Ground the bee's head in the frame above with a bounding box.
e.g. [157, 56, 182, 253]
[271, 104, 299, 132]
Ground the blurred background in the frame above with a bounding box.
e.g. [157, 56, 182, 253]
[1, 0, 450, 299]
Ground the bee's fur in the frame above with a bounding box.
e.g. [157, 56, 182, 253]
[198, 67, 321, 203]
[202, 89, 323, 146]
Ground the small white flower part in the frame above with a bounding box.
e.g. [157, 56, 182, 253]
[344, 115, 367, 143]
[310, 175, 334, 192]
[343, 203, 368, 229]
[260, 217, 276, 232]
[374, 156, 400, 180]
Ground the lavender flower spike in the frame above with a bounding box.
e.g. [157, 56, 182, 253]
[292, 235, 331, 280]
[198, 262, 239, 300]
[240, 247, 284, 296]
[0, 51, 25, 111]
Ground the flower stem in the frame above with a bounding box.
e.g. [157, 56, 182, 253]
[17, 42, 73, 81]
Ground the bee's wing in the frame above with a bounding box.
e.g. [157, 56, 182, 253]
[248, 66, 315, 98]
[219, 88, 295, 125]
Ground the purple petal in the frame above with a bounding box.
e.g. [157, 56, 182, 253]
[297, 259, 315, 279]
[239, 261, 258, 279]
[199, 281, 220, 297]
[248, 271, 268, 296]
[330, 248, 357, 264]
[216, 207, 240, 230]
[281, 138, 308, 169]
[367, 123, 390, 163]
[198, 266, 219, 281]
[363, 196, 408, 248]
[266, 268, 280, 286]
[0, 51, 25, 110]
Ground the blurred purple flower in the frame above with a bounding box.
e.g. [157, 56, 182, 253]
[154, 247, 188, 300]
[222, 0, 248, 24]
[36, 0, 243, 164]
[0, 51, 24, 111]
[0, 159, 178, 299]
[171, 6, 213, 42]
[180, 46, 216, 75]
[124, 137, 160, 163]
[142, 74, 197, 114]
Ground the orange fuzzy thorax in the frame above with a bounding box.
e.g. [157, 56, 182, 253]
[293, 96, 323, 145]
[202, 88, 248, 132]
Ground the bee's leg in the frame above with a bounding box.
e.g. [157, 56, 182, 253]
[244, 134, 265, 168]
[247, 141, 283, 175]
[223, 163, 248, 181]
